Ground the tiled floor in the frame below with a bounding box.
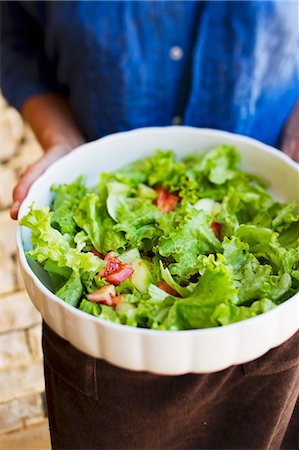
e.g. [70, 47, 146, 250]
[0, 421, 51, 450]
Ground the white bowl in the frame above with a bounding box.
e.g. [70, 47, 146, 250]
[17, 127, 299, 375]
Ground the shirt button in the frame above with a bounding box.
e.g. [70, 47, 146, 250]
[169, 46, 183, 61]
[172, 116, 182, 125]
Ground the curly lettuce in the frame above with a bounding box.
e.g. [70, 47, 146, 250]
[20, 146, 299, 330]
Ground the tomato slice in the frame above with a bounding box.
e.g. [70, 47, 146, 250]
[99, 252, 134, 285]
[87, 284, 116, 305]
[154, 186, 180, 213]
[211, 221, 222, 240]
[106, 265, 134, 284]
[157, 281, 181, 297]
[100, 252, 121, 277]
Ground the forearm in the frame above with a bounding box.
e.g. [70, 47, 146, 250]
[21, 93, 85, 152]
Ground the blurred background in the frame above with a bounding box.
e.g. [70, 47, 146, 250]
[0, 94, 50, 449]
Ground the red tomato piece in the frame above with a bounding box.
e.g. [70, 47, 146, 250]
[87, 284, 116, 305]
[99, 252, 121, 278]
[157, 281, 181, 297]
[154, 186, 180, 213]
[106, 265, 134, 284]
[99, 252, 134, 285]
[211, 221, 222, 240]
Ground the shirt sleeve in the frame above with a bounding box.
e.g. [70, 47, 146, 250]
[0, 1, 64, 111]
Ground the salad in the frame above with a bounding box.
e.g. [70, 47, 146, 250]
[21, 145, 299, 330]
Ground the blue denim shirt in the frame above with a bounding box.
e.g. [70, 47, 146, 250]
[1, 1, 298, 146]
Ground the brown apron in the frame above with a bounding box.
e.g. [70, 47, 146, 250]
[42, 322, 299, 450]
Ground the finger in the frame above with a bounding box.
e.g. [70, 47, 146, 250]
[11, 146, 70, 220]
[282, 137, 299, 163]
[10, 200, 22, 220]
[11, 162, 44, 219]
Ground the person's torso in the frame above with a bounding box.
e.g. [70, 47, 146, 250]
[24, 0, 298, 145]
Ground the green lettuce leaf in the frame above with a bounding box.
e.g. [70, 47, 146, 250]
[223, 236, 293, 304]
[51, 177, 86, 236]
[213, 298, 276, 326]
[55, 271, 83, 307]
[159, 261, 193, 297]
[114, 198, 162, 250]
[79, 300, 121, 323]
[20, 206, 103, 273]
[74, 193, 126, 253]
[160, 257, 238, 330]
[106, 181, 131, 221]
[157, 208, 222, 278]
[235, 225, 299, 274]
[79, 299, 101, 317]
[272, 201, 299, 231]
[43, 259, 72, 291]
[196, 145, 240, 185]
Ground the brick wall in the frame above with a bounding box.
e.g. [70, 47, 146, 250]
[0, 95, 47, 434]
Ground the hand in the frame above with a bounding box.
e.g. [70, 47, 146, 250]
[11, 144, 75, 219]
[10, 93, 86, 219]
[280, 101, 299, 163]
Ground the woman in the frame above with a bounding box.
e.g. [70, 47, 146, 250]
[1, 1, 298, 449]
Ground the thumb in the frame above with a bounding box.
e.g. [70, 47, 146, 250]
[281, 136, 299, 163]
